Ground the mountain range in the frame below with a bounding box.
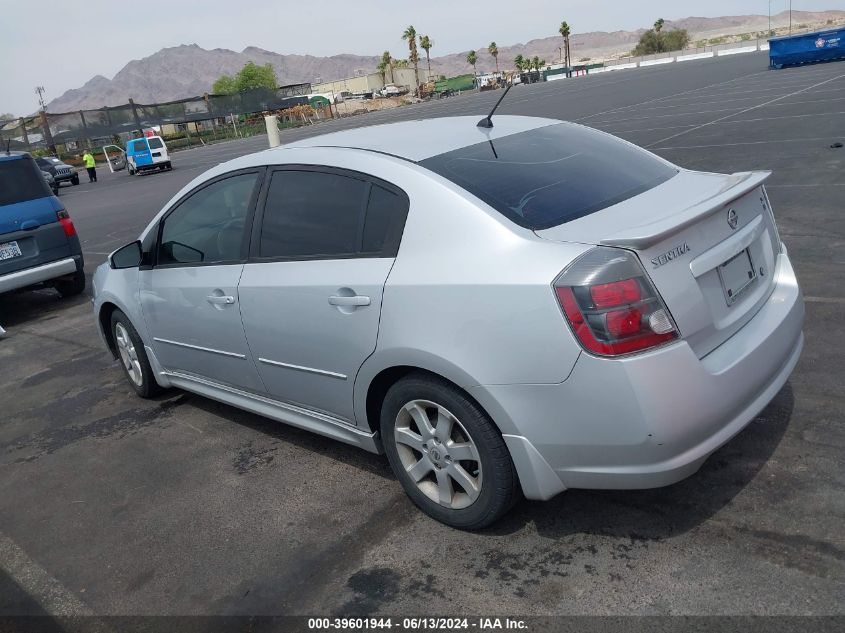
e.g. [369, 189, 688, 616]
[47, 10, 845, 112]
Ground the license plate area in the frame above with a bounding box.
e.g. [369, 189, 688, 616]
[0, 240, 23, 261]
[718, 248, 756, 305]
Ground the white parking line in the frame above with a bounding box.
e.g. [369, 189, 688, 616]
[804, 296, 845, 304]
[645, 73, 845, 147]
[650, 136, 845, 150]
[0, 532, 93, 617]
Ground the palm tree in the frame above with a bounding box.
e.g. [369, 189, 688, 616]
[559, 21, 572, 76]
[419, 35, 433, 80]
[402, 25, 421, 96]
[513, 54, 525, 72]
[488, 41, 499, 73]
[466, 50, 478, 75]
[531, 56, 541, 71]
[654, 18, 665, 53]
[379, 50, 395, 84]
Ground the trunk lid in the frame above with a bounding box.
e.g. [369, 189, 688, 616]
[536, 170, 781, 358]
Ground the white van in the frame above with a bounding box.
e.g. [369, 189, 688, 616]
[126, 136, 171, 175]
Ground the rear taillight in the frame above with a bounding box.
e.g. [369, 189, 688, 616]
[56, 209, 76, 237]
[554, 247, 678, 357]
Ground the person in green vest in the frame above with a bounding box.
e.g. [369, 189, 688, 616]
[82, 149, 97, 183]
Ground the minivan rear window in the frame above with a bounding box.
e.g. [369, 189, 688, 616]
[148, 137, 163, 149]
[0, 157, 51, 206]
[420, 123, 677, 230]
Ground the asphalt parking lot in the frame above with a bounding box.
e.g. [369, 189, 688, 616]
[1, 51, 843, 619]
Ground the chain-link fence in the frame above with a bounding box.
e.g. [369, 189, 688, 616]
[0, 83, 312, 155]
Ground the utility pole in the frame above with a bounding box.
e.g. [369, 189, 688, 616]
[768, 0, 771, 36]
[789, 0, 793, 34]
[35, 86, 56, 154]
[35, 86, 47, 111]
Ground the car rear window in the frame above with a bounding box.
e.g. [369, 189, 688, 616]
[148, 137, 163, 149]
[0, 157, 51, 206]
[419, 122, 677, 230]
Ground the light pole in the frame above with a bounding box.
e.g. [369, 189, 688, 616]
[768, 0, 771, 36]
[789, 0, 793, 34]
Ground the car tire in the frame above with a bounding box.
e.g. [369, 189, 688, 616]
[127, 164, 135, 176]
[71, 174, 79, 186]
[55, 270, 85, 297]
[380, 373, 521, 529]
[110, 310, 164, 398]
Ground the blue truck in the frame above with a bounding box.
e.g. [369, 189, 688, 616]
[769, 28, 845, 69]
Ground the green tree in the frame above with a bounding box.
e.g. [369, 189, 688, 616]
[213, 62, 277, 94]
[377, 50, 395, 84]
[513, 54, 525, 72]
[212, 74, 238, 95]
[393, 58, 409, 68]
[488, 41, 499, 73]
[559, 21, 572, 74]
[235, 62, 278, 91]
[632, 27, 689, 55]
[653, 18, 665, 52]
[419, 35, 434, 80]
[466, 50, 478, 74]
[402, 25, 421, 96]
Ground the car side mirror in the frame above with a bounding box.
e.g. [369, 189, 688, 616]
[110, 241, 143, 269]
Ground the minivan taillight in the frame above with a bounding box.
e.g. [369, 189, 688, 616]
[553, 247, 678, 357]
[56, 209, 76, 237]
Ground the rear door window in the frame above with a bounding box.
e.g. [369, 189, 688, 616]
[148, 137, 163, 150]
[420, 122, 677, 230]
[0, 157, 51, 206]
[257, 169, 409, 260]
[259, 170, 367, 259]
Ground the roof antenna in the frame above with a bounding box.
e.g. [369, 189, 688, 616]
[477, 83, 513, 128]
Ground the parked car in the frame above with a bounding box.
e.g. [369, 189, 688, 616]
[93, 116, 804, 529]
[1, 152, 85, 297]
[42, 170, 59, 196]
[379, 84, 402, 97]
[35, 156, 79, 187]
[126, 135, 171, 175]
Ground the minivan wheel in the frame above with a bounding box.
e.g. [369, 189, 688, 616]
[110, 310, 163, 398]
[55, 270, 85, 297]
[380, 374, 521, 529]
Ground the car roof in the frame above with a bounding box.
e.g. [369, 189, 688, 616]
[279, 115, 561, 162]
[0, 151, 30, 162]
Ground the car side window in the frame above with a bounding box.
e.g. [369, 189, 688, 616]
[362, 184, 409, 257]
[157, 172, 259, 266]
[259, 170, 367, 259]
[133, 140, 147, 153]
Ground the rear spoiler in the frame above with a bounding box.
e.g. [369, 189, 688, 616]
[600, 171, 771, 250]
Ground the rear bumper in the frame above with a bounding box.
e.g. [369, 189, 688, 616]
[472, 249, 804, 500]
[0, 256, 80, 294]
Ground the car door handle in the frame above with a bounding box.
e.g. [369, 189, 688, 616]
[206, 295, 235, 305]
[328, 295, 370, 307]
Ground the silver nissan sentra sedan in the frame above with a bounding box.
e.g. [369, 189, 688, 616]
[93, 115, 804, 529]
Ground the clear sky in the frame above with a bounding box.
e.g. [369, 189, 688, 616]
[0, 0, 840, 116]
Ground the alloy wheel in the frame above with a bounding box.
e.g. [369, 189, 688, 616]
[114, 322, 143, 387]
[393, 399, 482, 509]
